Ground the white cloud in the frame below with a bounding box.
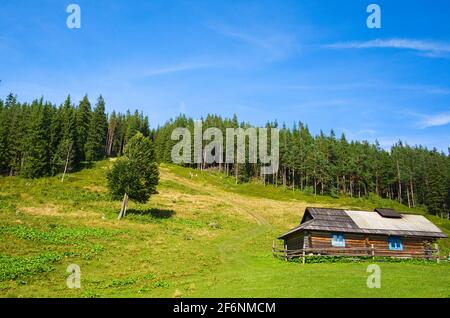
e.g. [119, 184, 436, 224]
[288, 99, 353, 109]
[94, 59, 224, 85]
[323, 38, 450, 57]
[140, 62, 215, 77]
[425, 87, 450, 95]
[287, 83, 450, 95]
[419, 113, 450, 128]
[287, 83, 375, 90]
[359, 129, 377, 135]
[206, 23, 299, 60]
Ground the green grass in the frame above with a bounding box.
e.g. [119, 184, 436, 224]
[0, 253, 63, 281]
[0, 160, 449, 297]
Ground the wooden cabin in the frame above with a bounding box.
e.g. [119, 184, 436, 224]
[277, 207, 447, 260]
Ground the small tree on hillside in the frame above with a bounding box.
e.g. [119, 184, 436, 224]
[107, 132, 159, 219]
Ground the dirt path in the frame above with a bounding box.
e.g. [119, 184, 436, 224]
[161, 168, 274, 260]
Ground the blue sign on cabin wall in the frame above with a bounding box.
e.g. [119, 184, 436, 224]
[331, 233, 345, 247]
[388, 236, 403, 251]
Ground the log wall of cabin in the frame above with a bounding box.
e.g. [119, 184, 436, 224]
[284, 232, 304, 250]
[285, 231, 436, 258]
[367, 235, 434, 258]
[310, 232, 367, 248]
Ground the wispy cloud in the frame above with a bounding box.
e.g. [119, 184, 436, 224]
[290, 99, 353, 109]
[425, 87, 450, 94]
[96, 60, 222, 85]
[287, 82, 450, 95]
[323, 38, 450, 57]
[359, 129, 377, 135]
[419, 113, 450, 128]
[206, 23, 299, 60]
[140, 62, 215, 77]
[287, 83, 376, 91]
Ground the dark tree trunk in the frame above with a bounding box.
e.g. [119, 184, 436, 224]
[396, 159, 402, 204]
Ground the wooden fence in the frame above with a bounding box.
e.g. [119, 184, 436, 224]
[272, 241, 440, 263]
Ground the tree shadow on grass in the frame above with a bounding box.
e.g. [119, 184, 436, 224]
[126, 208, 176, 219]
[76, 161, 94, 171]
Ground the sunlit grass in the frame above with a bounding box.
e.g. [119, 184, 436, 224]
[0, 160, 448, 297]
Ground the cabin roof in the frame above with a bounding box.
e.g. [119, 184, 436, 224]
[278, 207, 448, 239]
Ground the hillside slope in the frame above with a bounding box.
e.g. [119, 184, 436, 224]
[0, 160, 449, 297]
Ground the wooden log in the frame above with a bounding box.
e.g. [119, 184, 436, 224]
[118, 199, 125, 220]
[118, 193, 129, 220]
[302, 233, 309, 264]
[123, 193, 129, 217]
[435, 243, 440, 263]
[276, 243, 436, 260]
[61, 143, 72, 182]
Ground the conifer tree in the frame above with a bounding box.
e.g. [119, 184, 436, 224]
[21, 100, 52, 178]
[76, 95, 92, 161]
[53, 95, 79, 175]
[1, 93, 449, 218]
[0, 98, 8, 173]
[85, 95, 108, 161]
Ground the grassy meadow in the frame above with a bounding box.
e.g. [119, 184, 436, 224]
[0, 160, 449, 298]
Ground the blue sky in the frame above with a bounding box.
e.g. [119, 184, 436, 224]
[1, 0, 449, 151]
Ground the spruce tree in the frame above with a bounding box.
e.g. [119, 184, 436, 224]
[21, 101, 52, 178]
[85, 95, 108, 161]
[76, 95, 92, 161]
[0, 98, 7, 173]
[53, 95, 79, 175]
[5, 94, 29, 175]
[1, 92, 449, 217]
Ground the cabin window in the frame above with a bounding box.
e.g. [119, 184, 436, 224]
[388, 237, 403, 251]
[331, 233, 345, 247]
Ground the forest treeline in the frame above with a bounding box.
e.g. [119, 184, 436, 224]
[0, 93, 150, 178]
[0, 94, 449, 218]
[154, 114, 450, 218]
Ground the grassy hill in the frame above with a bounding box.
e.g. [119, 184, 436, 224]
[0, 160, 449, 298]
